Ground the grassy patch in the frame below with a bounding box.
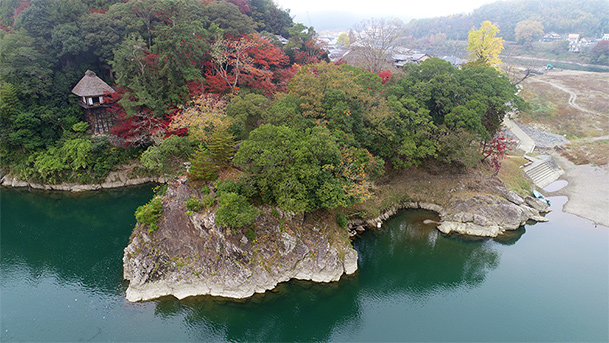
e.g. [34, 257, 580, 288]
[497, 155, 532, 195]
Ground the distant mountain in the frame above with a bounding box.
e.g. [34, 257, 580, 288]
[292, 11, 413, 32]
[407, 0, 609, 41]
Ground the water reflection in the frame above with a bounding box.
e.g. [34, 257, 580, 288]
[356, 210, 502, 299]
[2, 188, 606, 341]
[0, 186, 154, 295]
[149, 209, 506, 342]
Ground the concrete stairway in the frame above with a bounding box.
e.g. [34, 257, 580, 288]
[524, 156, 564, 188]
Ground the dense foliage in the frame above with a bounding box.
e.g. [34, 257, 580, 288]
[135, 197, 163, 233]
[0, 0, 314, 182]
[1, 0, 524, 228]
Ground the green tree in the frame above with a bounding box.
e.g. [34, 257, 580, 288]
[514, 20, 544, 45]
[444, 99, 487, 139]
[467, 20, 504, 69]
[202, 0, 254, 36]
[248, 0, 293, 37]
[225, 93, 269, 140]
[234, 124, 344, 213]
[336, 32, 350, 47]
[140, 135, 195, 174]
[0, 83, 21, 122]
[0, 30, 54, 100]
[215, 192, 258, 228]
[189, 147, 218, 182]
[208, 125, 236, 166]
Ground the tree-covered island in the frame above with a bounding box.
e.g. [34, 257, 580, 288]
[0, 0, 551, 301]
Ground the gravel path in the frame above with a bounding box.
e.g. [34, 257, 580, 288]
[513, 121, 568, 149]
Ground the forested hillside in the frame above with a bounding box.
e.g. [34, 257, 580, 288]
[407, 0, 609, 41]
[1, 0, 522, 228]
[0, 0, 323, 183]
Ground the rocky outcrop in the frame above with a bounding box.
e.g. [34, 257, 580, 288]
[348, 178, 550, 239]
[0, 170, 169, 192]
[123, 179, 357, 302]
[123, 175, 550, 302]
[438, 193, 549, 237]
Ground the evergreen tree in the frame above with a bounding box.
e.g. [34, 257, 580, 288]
[189, 147, 217, 181]
[208, 125, 236, 166]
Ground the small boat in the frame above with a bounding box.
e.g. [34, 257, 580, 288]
[533, 189, 551, 206]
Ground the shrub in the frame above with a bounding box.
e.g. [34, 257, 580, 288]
[186, 195, 204, 212]
[135, 198, 163, 233]
[189, 147, 218, 181]
[201, 193, 216, 208]
[201, 185, 210, 194]
[72, 121, 89, 132]
[140, 135, 195, 174]
[214, 179, 240, 196]
[215, 192, 258, 228]
[336, 213, 348, 229]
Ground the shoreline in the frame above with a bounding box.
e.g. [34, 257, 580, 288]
[547, 153, 609, 227]
[0, 172, 169, 192]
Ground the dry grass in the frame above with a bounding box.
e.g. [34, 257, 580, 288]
[346, 167, 496, 220]
[517, 70, 609, 166]
[518, 70, 609, 140]
[557, 140, 609, 166]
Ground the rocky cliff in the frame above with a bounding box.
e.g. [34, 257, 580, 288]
[123, 178, 357, 302]
[347, 177, 550, 238]
[124, 176, 549, 302]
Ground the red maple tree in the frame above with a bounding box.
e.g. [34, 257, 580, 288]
[481, 133, 514, 175]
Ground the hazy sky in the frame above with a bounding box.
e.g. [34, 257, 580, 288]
[275, 0, 498, 18]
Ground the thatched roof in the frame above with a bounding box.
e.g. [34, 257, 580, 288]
[71, 70, 114, 97]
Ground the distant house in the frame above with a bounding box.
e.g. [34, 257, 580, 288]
[567, 34, 580, 43]
[71, 70, 115, 134]
[602, 34, 609, 41]
[440, 56, 465, 67]
[274, 35, 289, 45]
[328, 46, 350, 62]
[567, 34, 581, 52]
[542, 32, 562, 42]
[393, 53, 431, 67]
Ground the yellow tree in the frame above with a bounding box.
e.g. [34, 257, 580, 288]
[467, 21, 504, 69]
[169, 94, 230, 143]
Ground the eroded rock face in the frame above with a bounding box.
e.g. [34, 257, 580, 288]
[347, 178, 550, 239]
[123, 180, 357, 302]
[438, 191, 549, 238]
[0, 172, 168, 191]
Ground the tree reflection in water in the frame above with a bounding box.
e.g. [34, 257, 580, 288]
[166, 209, 517, 342]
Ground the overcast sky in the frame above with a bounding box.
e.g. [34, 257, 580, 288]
[275, 0, 499, 19]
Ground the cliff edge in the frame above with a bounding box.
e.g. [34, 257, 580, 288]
[123, 178, 357, 302]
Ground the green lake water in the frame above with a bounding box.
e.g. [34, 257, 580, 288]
[1, 186, 607, 342]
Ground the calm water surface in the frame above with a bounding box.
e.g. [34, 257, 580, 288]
[1, 187, 607, 342]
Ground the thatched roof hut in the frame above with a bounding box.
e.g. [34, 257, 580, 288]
[72, 70, 114, 97]
[72, 70, 116, 134]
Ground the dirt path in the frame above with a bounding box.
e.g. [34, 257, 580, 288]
[529, 78, 600, 116]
